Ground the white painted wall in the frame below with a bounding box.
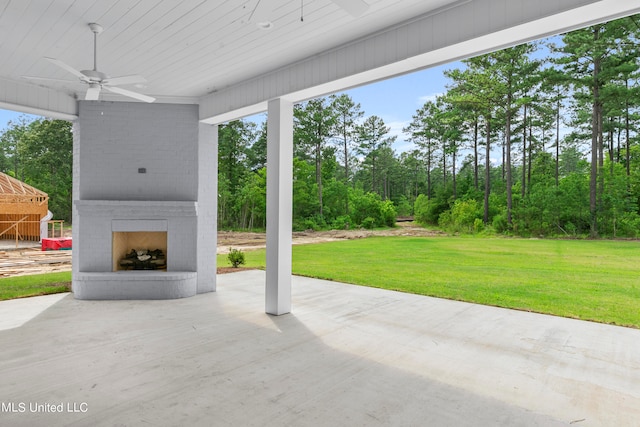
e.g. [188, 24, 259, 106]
[77, 101, 199, 201]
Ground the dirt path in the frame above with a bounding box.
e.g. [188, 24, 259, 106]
[0, 223, 442, 278]
[218, 222, 443, 253]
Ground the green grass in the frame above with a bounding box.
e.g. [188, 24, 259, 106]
[218, 237, 640, 328]
[0, 271, 71, 301]
[6, 237, 639, 328]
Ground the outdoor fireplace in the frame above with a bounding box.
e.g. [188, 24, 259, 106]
[72, 102, 217, 300]
[74, 201, 198, 299]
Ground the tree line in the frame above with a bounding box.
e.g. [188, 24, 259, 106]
[220, 14, 640, 237]
[2, 15, 640, 237]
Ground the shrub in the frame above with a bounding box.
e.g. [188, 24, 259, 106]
[362, 217, 376, 229]
[331, 215, 352, 230]
[438, 199, 482, 233]
[379, 200, 397, 227]
[563, 221, 577, 236]
[350, 189, 383, 226]
[302, 218, 321, 231]
[616, 212, 640, 238]
[492, 214, 508, 233]
[394, 196, 413, 217]
[349, 189, 396, 228]
[414, 194, 448, 225]
[227, 248, 246, 268]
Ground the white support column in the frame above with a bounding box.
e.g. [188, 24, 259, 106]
[197, 122, 218, 293]
[266, 98, 293, 315]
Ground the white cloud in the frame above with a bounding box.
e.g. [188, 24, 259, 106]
[393, 139, 417, 153]
[385, 119, 416, 153]
[417, 92, 443, 106]
[386, 120, 410, 140]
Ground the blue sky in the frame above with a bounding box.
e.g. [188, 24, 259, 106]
[0, 109, 38, 130]
[337, 62, 458, 152]
[244, 61, 462, 151]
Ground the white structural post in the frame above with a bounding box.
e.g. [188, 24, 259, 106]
[266, 98, 293, 315]
[197, 122, 218, 293]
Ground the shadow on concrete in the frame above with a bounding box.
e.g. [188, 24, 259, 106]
[1, 270, 638, 426]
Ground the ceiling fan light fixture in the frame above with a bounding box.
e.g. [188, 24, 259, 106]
[85, 82, 101, 100]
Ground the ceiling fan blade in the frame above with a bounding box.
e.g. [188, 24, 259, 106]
[104, 86, 155, 103]
[21, 76, 79, 84]
[330, 0, 369, 17]
[85, 84, 101, 101]
[44, 57, 87, 80]
[103, 74, 147, 86]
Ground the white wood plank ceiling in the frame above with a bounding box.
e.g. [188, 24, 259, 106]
[0, 0, 457, 102]
[1, 0, 639, 120]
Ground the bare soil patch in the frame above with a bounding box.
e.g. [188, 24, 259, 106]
[218, 222, 443, 253]
[0, 248, 72, 278]
[1, 222, 442, 278]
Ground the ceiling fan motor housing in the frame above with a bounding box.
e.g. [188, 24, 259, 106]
[80, 69, 108, 83]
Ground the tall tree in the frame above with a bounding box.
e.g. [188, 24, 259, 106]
[485, 43, 540, 225]
[294, 98, 338, 217]
[356, 115, 396, 198]
[330, 94, 364, 212]
[446, 61, 501, 224]
[539, 66, 571, 187]
[556, 18, 636, 236]
[218, 120, 255, 193]
[438, 96, 465, 199]
[403, 100, 441, 199]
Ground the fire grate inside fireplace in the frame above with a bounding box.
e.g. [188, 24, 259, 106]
[113, 231, 167, 272]
[119, 248, 166, 270]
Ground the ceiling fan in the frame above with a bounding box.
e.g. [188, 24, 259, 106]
[248, 0, 369, 28]
[23, 23, 155, 103]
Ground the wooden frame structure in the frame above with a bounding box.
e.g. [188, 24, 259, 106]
[0, 172, 48, 242]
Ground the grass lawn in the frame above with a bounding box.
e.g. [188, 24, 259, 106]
[0, 271, 71, 301]
[218, 236, 640, 328]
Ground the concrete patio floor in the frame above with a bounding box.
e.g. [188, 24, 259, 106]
[1, 270, 639, 426]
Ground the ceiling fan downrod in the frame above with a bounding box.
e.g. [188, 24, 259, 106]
[88, 23, 103, 72]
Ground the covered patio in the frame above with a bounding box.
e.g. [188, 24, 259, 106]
[2, 3, 640, 423]
[1, 0, 640, 312]
[1, 270, 639, 426]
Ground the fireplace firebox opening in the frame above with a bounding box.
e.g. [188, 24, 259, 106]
[112, 231, 167, 271]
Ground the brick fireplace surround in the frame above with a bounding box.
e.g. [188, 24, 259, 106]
[72, 101, 216, 300]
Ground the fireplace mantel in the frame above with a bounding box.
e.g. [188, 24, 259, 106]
[75, 200, 197, 218]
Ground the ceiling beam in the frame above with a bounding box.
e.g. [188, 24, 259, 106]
[0, 77, 78, 120]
